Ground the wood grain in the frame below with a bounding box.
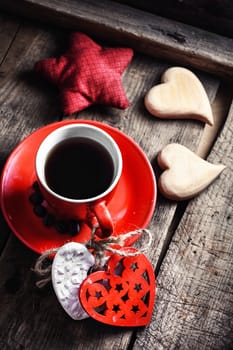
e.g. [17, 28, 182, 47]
[64, 53, 219, 348]
[0, 20, 63, 251]
[0, 13, 231, 350]
[0, 15, 21, 253]
[0, 14, 20, 63]
[0, 25, 65, 168]
[0, 0, 233, 79]
[197, 82, 233, 158]
[134, 97, 233, 349]
[116, 0, 233, 38]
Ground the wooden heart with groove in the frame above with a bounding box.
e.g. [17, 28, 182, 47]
[144, 67, 213, 125]
[157, 143, 225, 200]
[79, 248, 156, 327]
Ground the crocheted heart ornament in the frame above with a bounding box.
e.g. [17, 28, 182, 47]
[35, 32, 134, 115]
[79, 248, 156, 327]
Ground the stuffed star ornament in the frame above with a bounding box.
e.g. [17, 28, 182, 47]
[35, 32, 134, 115]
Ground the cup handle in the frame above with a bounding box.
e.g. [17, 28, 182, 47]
[91, 201, 113, 238]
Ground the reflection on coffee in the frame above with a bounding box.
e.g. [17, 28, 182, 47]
[45, 138, 114, 199]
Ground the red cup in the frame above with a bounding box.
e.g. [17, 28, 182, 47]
[35, 124, 122, 238]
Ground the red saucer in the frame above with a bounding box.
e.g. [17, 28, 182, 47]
[0, 120, 156, 254]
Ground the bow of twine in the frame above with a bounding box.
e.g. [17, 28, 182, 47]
[32, 227, 152, 288]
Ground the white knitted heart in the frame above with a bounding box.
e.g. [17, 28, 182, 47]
[52, 242, 95, 320]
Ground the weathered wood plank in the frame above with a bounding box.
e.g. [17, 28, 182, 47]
[0, 0, 233, 79]
[0, 20, 64, 252]
[134, 96, 233, 348]
[0, 236, 134, 350]
[0, 15, 226, 350]
[0, 64, 219, 350]
[0, 24, 64, 168]
[0, 14, 20, 63]
[197, 82, 233, 158]
[116, 0, 233, 38]
[0, 14, 21, 252]
[64, 56, 220, 347]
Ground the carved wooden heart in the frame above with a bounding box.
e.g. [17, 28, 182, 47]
[157, 143, 225, 200]
[144, 67, 213, 125]
[51, 242, 95, 320]
[79, 248, 156, 327]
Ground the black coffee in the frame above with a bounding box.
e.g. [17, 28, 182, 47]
[45, 137, 114, 199]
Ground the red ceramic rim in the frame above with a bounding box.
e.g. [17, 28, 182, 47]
[0, 119, 157, 253]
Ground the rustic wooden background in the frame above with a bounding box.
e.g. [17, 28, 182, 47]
[0, 1, 233, 349]
[116, 0, 233, 38]
[0, 0, 233, 79]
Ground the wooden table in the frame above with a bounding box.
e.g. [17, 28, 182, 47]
[0, 2, 233, 349]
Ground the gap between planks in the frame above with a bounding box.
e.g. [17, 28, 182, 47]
[153, 81, 233, 283]
[197, 81, 233, 158]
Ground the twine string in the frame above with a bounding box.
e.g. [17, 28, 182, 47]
[32, 247, 58, 288]
[32, 227, 152, 288]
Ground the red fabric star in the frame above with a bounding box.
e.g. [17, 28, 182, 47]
[35, 32, 134, 115]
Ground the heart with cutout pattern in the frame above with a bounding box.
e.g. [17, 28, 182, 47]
[79, 248, 156, 327]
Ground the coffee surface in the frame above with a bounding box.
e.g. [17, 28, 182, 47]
[45, 138, 114, 199]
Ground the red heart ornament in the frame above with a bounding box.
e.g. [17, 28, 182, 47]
[79, 248, 156, 327]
